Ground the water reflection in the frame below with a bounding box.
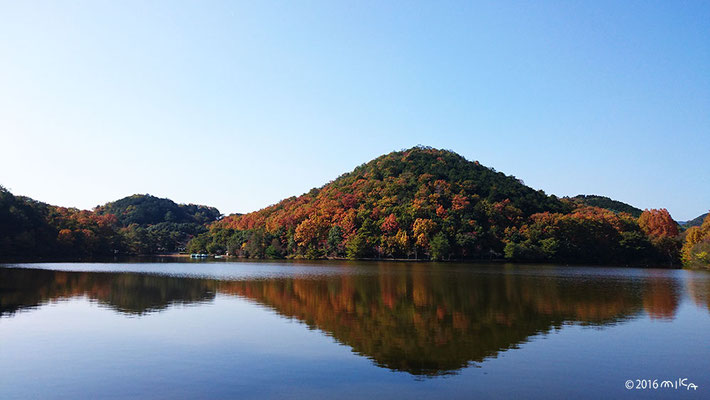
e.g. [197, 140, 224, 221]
[641, 273, 682, 320]
[0, 268, 216, 316]
[0, 265, 702, 376]
[686, 272, 710, 313]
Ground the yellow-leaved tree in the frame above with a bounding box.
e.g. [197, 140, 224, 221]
[682, 213, 710, 268]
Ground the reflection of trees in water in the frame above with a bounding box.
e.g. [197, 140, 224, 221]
[642, 274, 681, 320]
[0, 266, 692, 375]
[217, 267, 651, 375]
[686, 274, 710, 313]
[0, 268, 215, 316]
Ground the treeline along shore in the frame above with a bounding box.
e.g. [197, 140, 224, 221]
[2, 147, 709, 268]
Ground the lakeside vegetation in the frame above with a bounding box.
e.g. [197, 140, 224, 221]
[187, 147, 705, 268]
[0, 188, 220, 259]
[682, 215, 710, 268]
[1, 146, 708, 268]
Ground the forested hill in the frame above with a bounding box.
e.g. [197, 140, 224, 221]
[193, 146, 570, 259]
[2, 146, 701, 267]
[0, 188, 220, 259]
[96, 194, 220, 225]
[682, 213, 709, 228]
[567, 195, 643, 217]
[94, 194, 222, 254]
[220, 145, 567, 230]
[190, 146, 690, 266]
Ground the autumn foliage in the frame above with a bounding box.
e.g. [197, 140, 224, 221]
[188, 147, 683, 266]
[189, 147, 565, 260]
[682, 213, 710, 268]
[0, 187, 219, 259]
[639, 209, 679, 239]
[0, 147, 694, 267]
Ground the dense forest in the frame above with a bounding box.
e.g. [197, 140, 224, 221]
[0, 188, 220, 259]
[2, 146, 708, 268]
[95, 194, 221, 254]
[186, 146, 706, 268]
[566, 195, 643, 217]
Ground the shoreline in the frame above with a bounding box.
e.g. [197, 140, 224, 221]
[0, 253, 690, 269]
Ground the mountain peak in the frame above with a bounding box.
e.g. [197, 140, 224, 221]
[206, 147, 566, 259]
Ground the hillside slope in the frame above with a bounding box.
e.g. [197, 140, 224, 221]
[0, 186, 61, 257]
[193, 146, 568, 259]
[0, 188, 220, 259]
[567, 195, 643, 217]
[190, 146, 683, 265]
[94, 194, 221, 253]
[96, 194, 220, 226]
[682, 213, 709, 228]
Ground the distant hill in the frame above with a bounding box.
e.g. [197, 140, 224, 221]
[0, 188, 221, 259]
[96, 194, 221, 226]
[93, 194, 221, 253]
[681, 213, 709, 228]
[567, 195, 643, 217]
[0, 146, 686, 265]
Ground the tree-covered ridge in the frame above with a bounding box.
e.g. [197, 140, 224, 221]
[567, 194, 643, 217]
[219, 146, 565, 231]
[192, 146, 568, 260]
[95, 194, 222, 253]
[189, 147, 689, 266]
[1, 186, 64, 257]
[2, 146, 705, 268]
[96, 194, 220, 226]
[0, 187, 220, 258]
[682, 212, 709, 228]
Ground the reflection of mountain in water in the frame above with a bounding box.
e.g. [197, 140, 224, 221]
[0, 266, 690, 375]
[0, 268, 215, 316]
[215, 268, 672, 375]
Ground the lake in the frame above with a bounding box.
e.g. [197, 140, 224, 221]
[1, 260, 708, 399]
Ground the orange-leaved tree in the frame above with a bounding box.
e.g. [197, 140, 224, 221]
[638, 209, 679, 239]
[638, 209, 680, 266]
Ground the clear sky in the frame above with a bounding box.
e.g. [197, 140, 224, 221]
[1, 1, 708, 220]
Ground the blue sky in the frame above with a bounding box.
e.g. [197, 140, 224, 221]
[0, 1, 708, 220]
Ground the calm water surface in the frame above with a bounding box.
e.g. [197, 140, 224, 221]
[1, 261, 709, 399]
